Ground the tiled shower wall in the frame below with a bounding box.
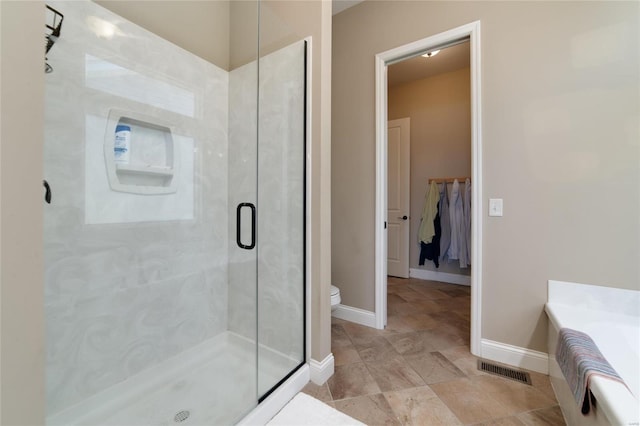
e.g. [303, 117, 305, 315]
[227, 59, 258, 347]
[44, 0, 305, 417]
[227, 42, 306, 374]
[44, 1, 229, 415]
[256, 42, 305, 367]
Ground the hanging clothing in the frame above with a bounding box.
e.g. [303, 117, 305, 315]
[456, 179, 469, 268]
[448, 179, 469, 267]
[438, 183, 451, 263]
[463, 178, 472, 265]
[447, 180, 461, 261]
[419, 203, 441, 267]
[418, 181, 440, 244]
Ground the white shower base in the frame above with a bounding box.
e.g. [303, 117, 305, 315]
[47, 332, 301, 426]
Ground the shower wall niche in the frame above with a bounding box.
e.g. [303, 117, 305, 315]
[43, 1, 306, 424]
[103, 110, 178, 195]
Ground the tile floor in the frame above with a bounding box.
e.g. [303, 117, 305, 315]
[302, 277, 566, 425]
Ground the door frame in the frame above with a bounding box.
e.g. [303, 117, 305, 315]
[386, 117, 411, 279]
[374, 21, 483, 356]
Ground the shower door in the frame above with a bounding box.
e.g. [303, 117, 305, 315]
[43, 1, 262, 424]
[256, 37, 307, 398]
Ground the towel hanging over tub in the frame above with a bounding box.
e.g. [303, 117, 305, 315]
[556, 328, 628, 415]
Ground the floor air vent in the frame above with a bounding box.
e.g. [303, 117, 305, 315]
[477, 360, 532, 385]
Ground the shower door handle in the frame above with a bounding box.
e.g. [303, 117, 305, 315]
[236, 203, 256, 250]
[43, 180, 52, 204]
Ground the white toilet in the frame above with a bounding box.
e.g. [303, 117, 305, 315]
[331, 285, 341, 311]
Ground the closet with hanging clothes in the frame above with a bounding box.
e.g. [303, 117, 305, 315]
[387, 40, 472, 286]
[419, 177, 471, 271]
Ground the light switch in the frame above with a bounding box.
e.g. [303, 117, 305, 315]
[489, 198, 503, 217]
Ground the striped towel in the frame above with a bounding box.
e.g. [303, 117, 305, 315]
[556, 328, 627, 415]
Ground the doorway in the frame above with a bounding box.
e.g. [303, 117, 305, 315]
[374, 22, 483, 357]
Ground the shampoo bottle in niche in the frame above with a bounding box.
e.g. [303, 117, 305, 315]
[114, 124, 131, 164]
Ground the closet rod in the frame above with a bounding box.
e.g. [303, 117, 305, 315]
[429, 177, 471, 184]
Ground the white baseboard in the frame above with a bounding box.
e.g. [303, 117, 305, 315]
[331, 305, 377, 328]
[309, 353, 334, 385]
[238, 364, 310, 425]
[409, 268, 471, 286]
[481, 339, 549, 374]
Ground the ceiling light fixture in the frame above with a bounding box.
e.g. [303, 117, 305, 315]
[421, 50, 440, 58]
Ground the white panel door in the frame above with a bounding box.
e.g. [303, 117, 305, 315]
[387, 118, 410, 278]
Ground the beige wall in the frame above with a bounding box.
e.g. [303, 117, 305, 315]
[388, 66, 471, 275]
[96, 0, 231, 70]
[333, 1, 639, 352]
[229, 0, 259, 70]
[0, 1, 46, 424]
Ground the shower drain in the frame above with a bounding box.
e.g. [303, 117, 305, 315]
[174, 410, 190, 423]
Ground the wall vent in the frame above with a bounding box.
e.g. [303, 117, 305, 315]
[477, 360, 532, 385]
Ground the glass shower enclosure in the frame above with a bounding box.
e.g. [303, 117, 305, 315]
[43, 1, 306, 424]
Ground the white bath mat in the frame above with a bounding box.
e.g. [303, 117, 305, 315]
[267, 393, 365, 426]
